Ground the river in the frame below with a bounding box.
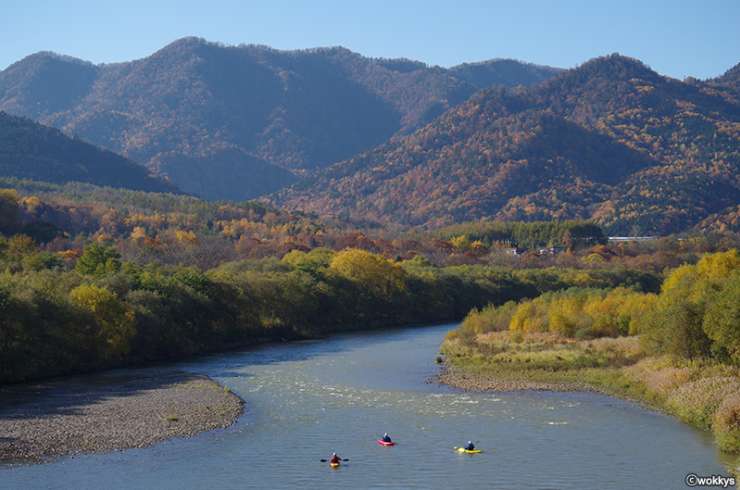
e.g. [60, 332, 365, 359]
[1, 323, 732, 489]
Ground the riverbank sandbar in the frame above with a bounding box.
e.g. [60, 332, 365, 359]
[0, 370, 243, 463]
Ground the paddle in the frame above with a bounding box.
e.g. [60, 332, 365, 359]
[320, 458, 350, 462]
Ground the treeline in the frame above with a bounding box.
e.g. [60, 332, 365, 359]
[457, 287, 655, 342]
[0, 238, 660, 384]
[437, 220, 607, 250]
[454, 249, 740, 363]
[3, 181, 739, 273]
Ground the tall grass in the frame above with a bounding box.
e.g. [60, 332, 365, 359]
[443, 332, 740, 454]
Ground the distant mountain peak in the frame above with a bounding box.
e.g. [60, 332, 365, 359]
[712, 62, 740, 85]
[150, 36, 220, 59]
[572, 53, 659, 80]
[448, 57, 562, 89]
[452, 57, 558, 70]
[159, 36, 212, 50]
[8, 50, 93, 70]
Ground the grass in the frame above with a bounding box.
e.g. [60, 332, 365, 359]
[441, 332, 740, 458]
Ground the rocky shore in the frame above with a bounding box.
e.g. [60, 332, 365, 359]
[436, 365, 596, 392]
[0, 370, 244, 463]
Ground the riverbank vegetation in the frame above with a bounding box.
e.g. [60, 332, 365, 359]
[0, 238, 659, 384]
[1, 182, 738, 391]
[442, 250, 740, 453]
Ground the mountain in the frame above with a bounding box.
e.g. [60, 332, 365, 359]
[0, 111, 177, 193]
[274, 54, 740, 234]
[449, 59, 562, 88]
[0, 37, 561, 200]
[706, 62, 740, 104]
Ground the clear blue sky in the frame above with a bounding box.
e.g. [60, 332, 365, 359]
[3, 0, 739, 79]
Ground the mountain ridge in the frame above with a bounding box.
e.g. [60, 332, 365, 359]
[0, 111, 178, 193]
[0, 37, 562, 200]
[273, 54, 740, 234]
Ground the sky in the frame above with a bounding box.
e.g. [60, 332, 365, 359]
[2, 0, 739, 79]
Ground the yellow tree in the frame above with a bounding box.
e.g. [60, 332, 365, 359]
[130, 226, 147, 242]
[70, 285, 135, 360]
[697, 249, 739, 280]
[329, 249, 407, 298]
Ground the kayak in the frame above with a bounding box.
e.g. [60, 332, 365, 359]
[329, 462, 340, 468]
[377, 439, 396, 446]
[456, 447, 483, 454]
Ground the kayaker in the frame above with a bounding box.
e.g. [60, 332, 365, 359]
[465, 441, 475, 451]
[382, 433, 392, 443]
[329, 452, 341, 465]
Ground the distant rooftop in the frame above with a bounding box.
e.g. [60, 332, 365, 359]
[608, 236, 658, 241]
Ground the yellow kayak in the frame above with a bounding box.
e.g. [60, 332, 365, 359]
[330, 462, 340, 468]
[455, 447, 482, 454]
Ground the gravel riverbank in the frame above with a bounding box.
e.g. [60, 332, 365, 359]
[436, 365, 596, 392]
[0, 370, 244, 463]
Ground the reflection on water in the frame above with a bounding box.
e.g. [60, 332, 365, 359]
[1, 324, 732, 489]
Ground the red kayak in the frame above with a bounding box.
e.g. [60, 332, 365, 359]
[377, 439, 396, 446]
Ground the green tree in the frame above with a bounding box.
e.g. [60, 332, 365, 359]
[76, 243, 122, 276]
[642, 267, 712, 359]
[0, 189, 20, 233]
[282, 248, 335, 275]
[23, 251, 63, 271]
[703, 272, 740, 364]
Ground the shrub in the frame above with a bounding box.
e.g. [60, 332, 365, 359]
[713, 392, 740, 453]
[459, 301, 517, 335]
[666, 376, 740, 429]
[510, 300, 548, 334]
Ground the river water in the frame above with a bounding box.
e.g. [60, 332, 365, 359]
[2, 324, 733, 489]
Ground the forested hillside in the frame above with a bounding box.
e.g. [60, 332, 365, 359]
[0, 112, 176, 193]
[276, 54, 740, 235]
[0, 38, 559, 200]
[1, 178, 737, 384]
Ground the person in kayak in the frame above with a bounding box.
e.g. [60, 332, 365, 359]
[382, 433, 392, 443]
[329, 452, 341, 465]
[465, 441, 475, 451]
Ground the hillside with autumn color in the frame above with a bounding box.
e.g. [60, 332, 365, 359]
[0, 38, 559, 200]
[275, 54, 740, 234]
[0, 111, 176, 193]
